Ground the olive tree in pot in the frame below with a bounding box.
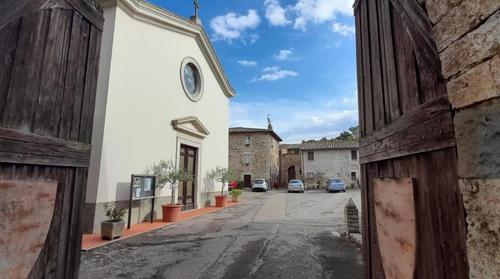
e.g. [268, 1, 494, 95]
[101, 203, 126, 240]
[149, 160, 192, 222]
[210, 167, 238, 207]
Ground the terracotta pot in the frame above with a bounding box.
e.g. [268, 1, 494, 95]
[231, 195, 239, 202]
[215, 195, 227, 207]
[101, 220, 125, 240]
[162, 204, 182, 222]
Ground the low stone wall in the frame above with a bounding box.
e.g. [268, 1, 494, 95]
[425, 1, 500, 277]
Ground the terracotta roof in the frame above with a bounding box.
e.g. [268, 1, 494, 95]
[281, 144, 301, 150]
[229, 127, 283, 142]
[300, 140, 359, 150]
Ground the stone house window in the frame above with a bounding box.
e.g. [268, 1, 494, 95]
[244, 136, 251, 145]
[307, 151, 314, 161]
[351, 172, 357, 181]
[243, 153, 251, 165]
[351, 150, 358, 160]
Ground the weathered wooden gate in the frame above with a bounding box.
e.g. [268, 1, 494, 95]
[0, 0, 102, 278]
[354, 0, 468, 278]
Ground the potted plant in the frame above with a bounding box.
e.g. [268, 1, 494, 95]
[101, 203, 126, 240]
[229, 188, 242, 202]
[149, 160, 192, 222]
[210, 167, 238, 207]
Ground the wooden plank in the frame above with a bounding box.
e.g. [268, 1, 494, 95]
[0, 19, 22, 119]
[66, 0, 104, 31]
[360, 96, 450, 146]
[0, 127, 91, 167]
[355, 11, 366, 136]
[377, 0, 390, 125]
[368, 0, 386, 130]
[33, 9, 73, 137]
[65, 168, 86, 277]
[360, 164, 371, 278]
[79, 25, 101, 143]
[2, 10, 50, 131]
[380, 0, 401, 122]
[360, 0, 374, 135]
[373, 178, 416, 279]
[54, 168, 75, 279]
[58, 12, 90, 140]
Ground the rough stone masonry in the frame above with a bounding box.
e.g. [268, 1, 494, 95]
[425, 0, 500, 278]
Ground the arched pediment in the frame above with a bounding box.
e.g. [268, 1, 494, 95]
[171, 116, 209, 139]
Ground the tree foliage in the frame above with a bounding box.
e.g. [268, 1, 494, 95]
[210, 167, 238, 195]
[149, 159, 192, 205]
[335, 125, 360, 141]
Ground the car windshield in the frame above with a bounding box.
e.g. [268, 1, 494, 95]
[254, 179, 265, 184]
[290, 180, 302, 184]
[329, 179, 342, 184]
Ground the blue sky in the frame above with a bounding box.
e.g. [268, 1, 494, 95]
[152, 0, 358, 143]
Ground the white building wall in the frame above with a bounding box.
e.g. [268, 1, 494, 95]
[302, 149, 360, 189]
[84, 1, 231, 231]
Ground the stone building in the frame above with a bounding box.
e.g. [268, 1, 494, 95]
[301, 140, 359, 189]
[84, 0, 235, 233]
[424, 1, 500, 277]
[279, 144, 303, 187]
[229, 127, 282, 187]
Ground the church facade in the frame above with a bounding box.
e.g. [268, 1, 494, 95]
[83, 0, 235, 233]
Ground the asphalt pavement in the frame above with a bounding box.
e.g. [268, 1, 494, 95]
[79, 189, 363, 279]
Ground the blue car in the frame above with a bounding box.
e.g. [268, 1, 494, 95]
[327, 179, 346, 193]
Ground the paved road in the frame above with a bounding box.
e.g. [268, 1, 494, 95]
[79, 189, 363, 279]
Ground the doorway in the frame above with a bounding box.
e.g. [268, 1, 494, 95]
[244, 175, 252, 187]
[288, 166, 296, 181]
[178, 145, 197, 211]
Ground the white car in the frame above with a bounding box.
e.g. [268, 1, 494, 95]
[288, 179, 305, 193]
[252, 179, 270, 192]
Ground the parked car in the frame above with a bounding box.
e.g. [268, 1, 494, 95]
[228, 180, 238, 191]
[288, 179, 304, 193]
[327, 179, 346, 193]
[252, 179, 270, 192]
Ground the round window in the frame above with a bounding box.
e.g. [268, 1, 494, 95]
[180, 58, 203, 102]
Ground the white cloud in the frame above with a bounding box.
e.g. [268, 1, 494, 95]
[331, 23, 355, 36]
[292, 0, 354, 30]
[254, 66, 298, 81]
[264, 0, 292, 26]
[273, 49, 293, 60]
[210, 10, 261, 42]
[230, 99, 358, 143]
[238, 60, 258, 66]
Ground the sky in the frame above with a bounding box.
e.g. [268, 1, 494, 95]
[151, 0, 358, 143]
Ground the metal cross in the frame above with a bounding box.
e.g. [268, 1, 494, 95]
[194, 0, 199, 18]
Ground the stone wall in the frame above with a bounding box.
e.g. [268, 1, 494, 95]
[302, 149, 360, 189]
[279, 147, 303, 187]
[425, 1, 500, 277]
[229, 132, 280, 186]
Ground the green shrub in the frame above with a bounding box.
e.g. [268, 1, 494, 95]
[229, 189, 242, 197]
[104, 203, 126, 222]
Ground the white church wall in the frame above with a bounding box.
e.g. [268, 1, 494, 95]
[84, 0, 231, 232]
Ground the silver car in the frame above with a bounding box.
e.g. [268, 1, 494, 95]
[288, 179, 304, 193]
[252, 179, 270, 192]
[327, 178, 346, 193]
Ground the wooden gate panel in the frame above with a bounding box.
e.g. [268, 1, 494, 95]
[0, 1, 102, 278]
[355, 0, 468, 278]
